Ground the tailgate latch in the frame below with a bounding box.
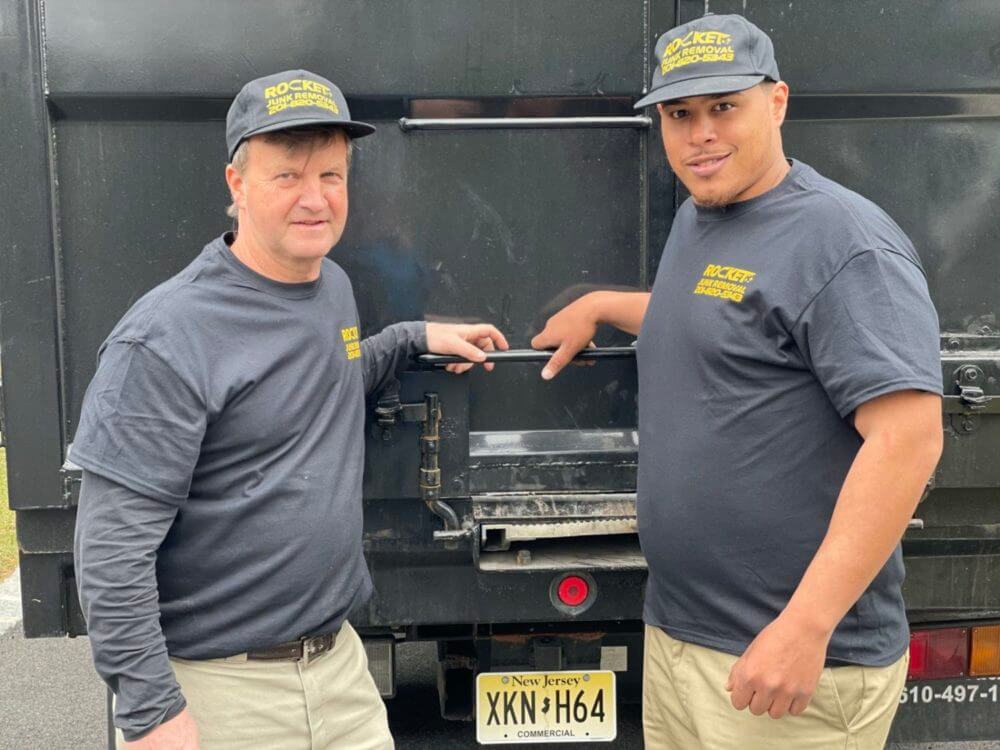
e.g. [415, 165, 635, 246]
[375, 385, 466, 538]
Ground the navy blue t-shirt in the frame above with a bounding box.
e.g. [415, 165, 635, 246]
[72, 234, 424, 659]
[636, 160, 942, 666]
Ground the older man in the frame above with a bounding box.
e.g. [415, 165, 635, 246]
[532, 16, 943, 749]
[73, 70, 506, 749]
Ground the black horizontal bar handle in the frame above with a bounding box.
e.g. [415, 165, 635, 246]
[399, 116, 651, 131]
[416, 346, 636, 367]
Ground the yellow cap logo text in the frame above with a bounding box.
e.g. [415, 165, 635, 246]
[263, 78, 341, 117]
[661, 30, 735, 75]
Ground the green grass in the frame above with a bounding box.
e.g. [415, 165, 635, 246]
[0, 448, 16, 582]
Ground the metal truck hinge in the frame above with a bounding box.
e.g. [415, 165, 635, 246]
[375, 385, 426, 429]
[945, 364, 1000, 434]
[954, 365, 995, 407]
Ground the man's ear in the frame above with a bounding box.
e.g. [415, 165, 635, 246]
[771, 81, 790, 127]
[225, 164, 245, 212]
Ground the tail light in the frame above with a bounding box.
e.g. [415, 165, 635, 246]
[907, 624, 1000, 680]
[970, 625, 1000, 677]
[549, 572, 596, 614]
[907, 628, 967, 680]
[557, 575, 590, 607]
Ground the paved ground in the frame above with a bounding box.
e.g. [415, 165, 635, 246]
[0, 620, 106, 749]
[0, 566, 21, 637]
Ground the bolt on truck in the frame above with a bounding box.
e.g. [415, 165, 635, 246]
[1, 0, 998, 746]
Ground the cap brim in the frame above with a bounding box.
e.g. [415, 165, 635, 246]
[634, 74, 766, 109]
[231, 116, 377, 158]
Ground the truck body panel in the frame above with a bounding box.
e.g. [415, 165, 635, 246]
[1, 0, 998, 742]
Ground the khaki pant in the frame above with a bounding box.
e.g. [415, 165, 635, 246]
[119, 622, 393, 750]
[643, 625, 907, 750]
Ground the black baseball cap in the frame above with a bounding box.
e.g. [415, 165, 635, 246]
[634, 14, 780, 108]
[225, 69, 375, 160]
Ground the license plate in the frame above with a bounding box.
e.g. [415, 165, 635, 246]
[476, 670, 617, 744]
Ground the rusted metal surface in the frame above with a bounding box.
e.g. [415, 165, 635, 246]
[473, 492, 636, 521]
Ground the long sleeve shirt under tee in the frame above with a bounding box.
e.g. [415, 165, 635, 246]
[72, 233, 426, 740]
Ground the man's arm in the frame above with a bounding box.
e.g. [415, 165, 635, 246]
[726, 390, 943, 719]
[75, 471, 199, 748]
[360, 322, 427, 396]
[530, 291, 650, 379]
[361, 321, 509, 395]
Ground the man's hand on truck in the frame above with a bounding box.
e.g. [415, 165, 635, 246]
[531, 291, 650, 379]
[426, 321, 509, 374]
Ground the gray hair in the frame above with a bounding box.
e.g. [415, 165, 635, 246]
[226, 126, 354, 219]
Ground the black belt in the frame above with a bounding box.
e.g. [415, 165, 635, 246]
[246, 630, 338, 666]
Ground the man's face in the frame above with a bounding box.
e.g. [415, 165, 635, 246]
[656, 82, 789, 207]
[229, 133, 350, 268]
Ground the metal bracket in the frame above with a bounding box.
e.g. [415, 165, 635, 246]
[375, 383, 428, 432]
[954, 365, 994, 409]
[946, 364, 999, 434]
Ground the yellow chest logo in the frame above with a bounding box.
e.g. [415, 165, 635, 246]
[693, 263, 757, 303]
[341, 326, 361, 360]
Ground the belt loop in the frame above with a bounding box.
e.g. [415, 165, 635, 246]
[301, 637, 313, 668]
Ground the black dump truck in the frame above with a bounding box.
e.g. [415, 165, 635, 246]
[1, 0, 998, 745]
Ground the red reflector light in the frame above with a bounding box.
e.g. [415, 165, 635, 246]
[908, 628, 968, 680]
[557, 575, 590, 607]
